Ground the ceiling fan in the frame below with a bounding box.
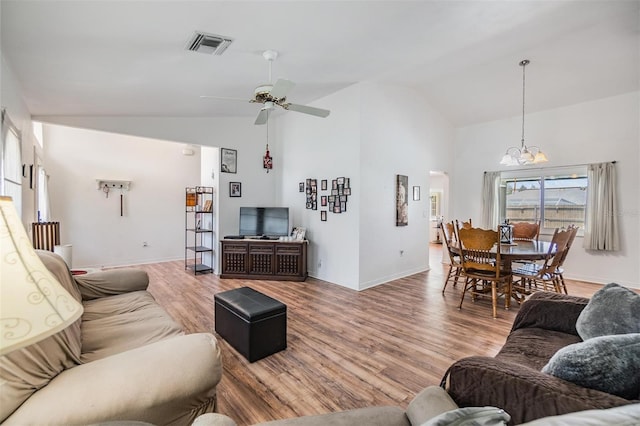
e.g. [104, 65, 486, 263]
[201, 50, 330, 125]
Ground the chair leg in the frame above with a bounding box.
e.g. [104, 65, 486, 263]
[459, 277, 473, 310]
[442, 265, 453, 293]
[491, 282, 498, 319]
[558, 273, 568, 294]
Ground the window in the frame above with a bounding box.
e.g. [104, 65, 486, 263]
[1, 110, 22, 215]
[501, 167, 587, 232]
[32, 121, 44, 148]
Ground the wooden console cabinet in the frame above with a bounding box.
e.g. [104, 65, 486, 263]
[220, 239, 308, 281]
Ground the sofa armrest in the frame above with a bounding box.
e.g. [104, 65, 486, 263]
[3, 333, 222, 426]
[511, 292, 589, 335]
[194, 413, 238, 426]
[75, 268, 150, 300]
[445, 356, 634, 425]
[405, 386, 459, 425]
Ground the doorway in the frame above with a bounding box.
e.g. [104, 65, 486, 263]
[429, 171, 449, 266]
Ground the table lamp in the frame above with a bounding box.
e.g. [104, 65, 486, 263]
[0, 196, 83, 356]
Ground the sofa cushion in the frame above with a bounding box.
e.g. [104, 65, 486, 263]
[542, 333, 640, 399]
[0, 251, 83, 422]
[420, 406, 510, 426]
[576, 283, 640, 340]
[81, 291, 183, 362]
[496, 327, 582, 371]
[520, 403, 640, 425]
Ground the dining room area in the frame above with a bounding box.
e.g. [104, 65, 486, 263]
[435, 218, 581, 318]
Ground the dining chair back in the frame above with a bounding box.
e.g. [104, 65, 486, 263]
[513, 227, 573, 294]
[512, 221, 540, 241]
[460, 218, 473, 230]
[440, 221, 462, 293]
[554, 225, 579, 294]
[442, 221, 457, 243]
[455, 225, 512, 318]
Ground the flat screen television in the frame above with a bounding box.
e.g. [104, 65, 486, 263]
[239, 207, 289, 237]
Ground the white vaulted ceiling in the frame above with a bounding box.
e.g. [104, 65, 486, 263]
[1, 0, 638, 126]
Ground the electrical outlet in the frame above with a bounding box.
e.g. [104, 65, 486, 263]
[318, 259, 322, 268]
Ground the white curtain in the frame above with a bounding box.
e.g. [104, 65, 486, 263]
[37, 166, 51, 222]
[583, 162, 619, 251]
[481, 171, 501, 230]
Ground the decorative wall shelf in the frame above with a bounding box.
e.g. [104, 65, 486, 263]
[96, 179, 131, 190]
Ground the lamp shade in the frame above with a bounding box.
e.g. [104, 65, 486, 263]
[0, 196, 83, 356]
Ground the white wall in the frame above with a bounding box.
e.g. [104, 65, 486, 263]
[278, 82, 455, 290]
[200, 145, 219, 272]
[278, 84, 362, 289]
[358, 83, 455, 288]
[454, 92, 640, 288]
[1, 52, 37, 224]
[43, 124, 201, 268]
[36, 116, 280, 243]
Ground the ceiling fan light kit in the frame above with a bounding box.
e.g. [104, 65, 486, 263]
[201, 49, 330, 125]
[500, 59, 548, 166]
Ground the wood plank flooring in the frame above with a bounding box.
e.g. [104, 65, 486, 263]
[135, 244, 603, 426]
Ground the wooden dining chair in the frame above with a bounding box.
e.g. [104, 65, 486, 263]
[458, 218, 472, 230]
[441, 221, 463, 293]
[512, 221, 540, 241]
[512, 227, 573, 294]
[455, 225, 512, 318]
[510, 221, 541, 268]
[554, 225, 579, 294]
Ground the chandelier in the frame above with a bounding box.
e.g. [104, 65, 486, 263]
[500, 59, 548, 166]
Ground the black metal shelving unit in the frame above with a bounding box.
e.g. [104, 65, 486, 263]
[185, 186, 214, 274]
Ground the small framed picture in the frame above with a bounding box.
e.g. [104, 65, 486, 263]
[413, 186, 421, 201]
[321, 196, 327, 206]
[291, 227, 306, 241]
[299, 182, 304, 192]
[229, 182, 241, 197]
[321, 211, 327, 221]
[221, 148, 237, 173]
[321, 179, 328, 190]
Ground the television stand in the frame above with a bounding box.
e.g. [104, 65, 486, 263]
[220, 239, 308, 281]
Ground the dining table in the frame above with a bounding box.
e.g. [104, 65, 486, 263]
[450, 239, 556, 304]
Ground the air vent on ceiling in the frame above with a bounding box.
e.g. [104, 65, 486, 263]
[186, 31, 233, 55]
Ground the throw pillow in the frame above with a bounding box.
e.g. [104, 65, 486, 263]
[576, 282, 640, 340]
[420, 407, 511, 426]
[542, 333, 640, 399]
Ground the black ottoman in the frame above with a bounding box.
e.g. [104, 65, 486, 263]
[214, 287, 287, 362]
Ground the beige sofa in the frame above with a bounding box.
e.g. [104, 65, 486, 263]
[0, 250, 223, 425]
[193, 386, 640, 426]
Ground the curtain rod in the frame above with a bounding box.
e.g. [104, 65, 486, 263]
[484, 161, 616, 174]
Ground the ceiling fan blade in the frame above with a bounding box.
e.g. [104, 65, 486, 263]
[200, 95, 249, 102]
[254, 108, 270, 125]
[269, 79, 295, 99]
[285, 103, 331, 118]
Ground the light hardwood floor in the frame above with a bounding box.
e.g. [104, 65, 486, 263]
[138, 244, 603, 426]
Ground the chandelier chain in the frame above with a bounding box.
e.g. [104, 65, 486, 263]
[521, 60, 527, 146]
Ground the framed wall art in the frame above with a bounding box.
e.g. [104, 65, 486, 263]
[221, 148, 237, 173]
[229, 182, 241, 197]
[413, 186, 421, 201]
[396, 174, 408, 226]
